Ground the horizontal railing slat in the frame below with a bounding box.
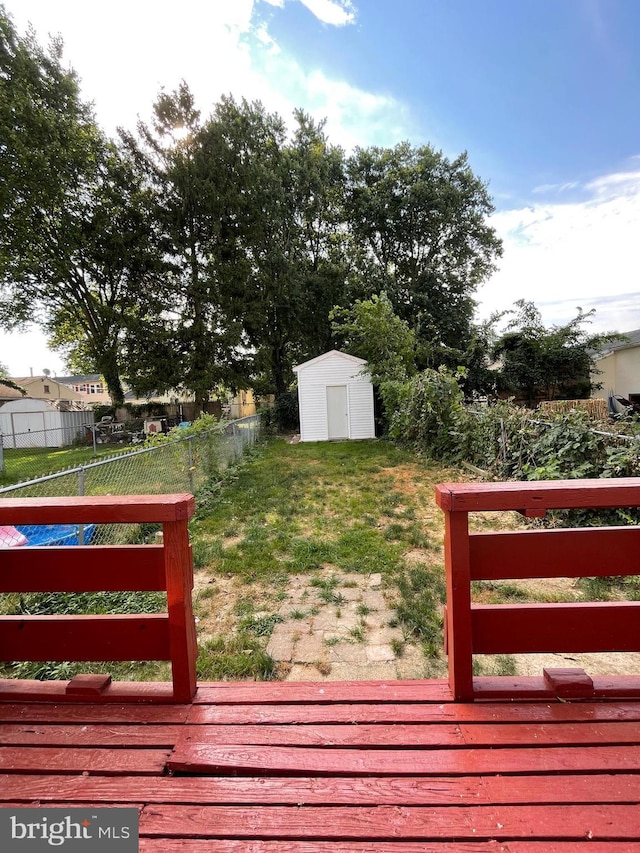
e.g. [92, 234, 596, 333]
[0, 494, 194, 525]
[469, 527, 640, 580]
[472, 602, 640, 654]
[437, 478, 640, 512]
[0, 546, 166, 593]
[0, 614, 171, 662]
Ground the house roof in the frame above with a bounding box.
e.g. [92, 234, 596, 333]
[293, 350, 367, 372]
[0, 384, 26, 401]
[595, 329, 640, 357]
[55, 375, 103, 384]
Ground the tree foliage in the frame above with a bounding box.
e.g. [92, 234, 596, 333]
[330, 292, 417, 384]
[344, 143, 502, 366]
[0, 9, 163, 404]
[492, 300, 613, 406]
[1, 10, 503, 409]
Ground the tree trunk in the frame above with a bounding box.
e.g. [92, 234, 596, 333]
[97, 351, 125, 406]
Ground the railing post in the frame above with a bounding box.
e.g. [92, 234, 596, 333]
[163, 516, 197, 702]
[0, 433, 4, 475]
[443, 508, 474, 701]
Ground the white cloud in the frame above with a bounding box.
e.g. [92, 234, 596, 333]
[478, 170, 640, 334]
[298, 0, 356, 26]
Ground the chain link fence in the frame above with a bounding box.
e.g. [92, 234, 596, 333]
[0, 415, 262, 547]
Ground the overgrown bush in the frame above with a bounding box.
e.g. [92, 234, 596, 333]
[383, 366, 467, 460]
[465, 404, 640, 483]
[269, 390, 299, 433]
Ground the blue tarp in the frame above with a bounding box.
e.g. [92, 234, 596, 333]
[15, 524, 96, 547]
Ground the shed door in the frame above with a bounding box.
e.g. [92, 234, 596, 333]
[12, 413, 45, 447]
[327, 385, 348, 439]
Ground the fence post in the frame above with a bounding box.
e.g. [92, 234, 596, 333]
[187, 437, 195, 494]
[77, 467, 85, 546]
[0, 433, 4, 475]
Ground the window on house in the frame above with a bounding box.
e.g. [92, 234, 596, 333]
[43, 385, 50, 394]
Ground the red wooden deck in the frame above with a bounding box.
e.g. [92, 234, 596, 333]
[2, 679, 640, 850]
[1, 486, 640, 849]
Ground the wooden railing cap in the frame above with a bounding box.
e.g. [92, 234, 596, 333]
[435, 478, 640, 513]
[0, 493, 195, 525]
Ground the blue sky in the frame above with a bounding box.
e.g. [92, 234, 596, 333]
[2, 0, 640, 375]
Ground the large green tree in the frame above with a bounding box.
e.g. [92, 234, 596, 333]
[344, 142, 502, 366]
[229, 105, 348, 396]
[120, 85, 250, 409]
[0, 9, 163, 404]
[492, 300, 613, 406]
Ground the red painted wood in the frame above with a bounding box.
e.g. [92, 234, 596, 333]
[0, 613, 171, 662]
[471, 602, 640, 654]
[436, 478, 640, 512]
[443, 510, 474, 701]
[543, 667, 594, 698]
[65, 674, 113, 695]
[0, 546, 166, 592]
[0, 680, 181, 705]
[137, 843, 514, 853]
[0, 746, 170, 774]
[3, 719, 640, 749]
[0, 703, 189, 723]
[166, 743, 640, 776]
[179, 720, 640, 748]
[193, 680, 453, 705]
[163, 519, 197, 703]
[0, 494, 195, 524]
[137, 843, 640, 853]
[0, 494, 197, 703]
[0, 723, 184, 747]
[473, 675, 640, 700]
[469, 527, 640, 581]
[139, 803, 640, 840]
[4, 772, 640, 806]
[187, 700, 640, 725]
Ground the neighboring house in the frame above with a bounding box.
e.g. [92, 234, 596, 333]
[56, 373, 257, 420]
[10, 376, 87, 407]
[293, 350, 376, 442]
[56, 374, 111, 405]
[590, 329, 640, 404]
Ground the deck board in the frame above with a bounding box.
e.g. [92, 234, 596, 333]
[1, 681, 640, 850]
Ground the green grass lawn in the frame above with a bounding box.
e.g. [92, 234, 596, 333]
[188, 437, 458, 678]
[0, 444, 131, 487]
[0, 437, 541, 683]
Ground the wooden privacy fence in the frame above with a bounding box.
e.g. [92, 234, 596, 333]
[0, 494, 197, 703]
[436, 478, 640, 702]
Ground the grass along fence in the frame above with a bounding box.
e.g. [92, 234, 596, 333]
[0, 415, 262, 546]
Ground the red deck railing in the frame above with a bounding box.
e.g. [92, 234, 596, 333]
[0, 494, 197, 703]
[436, 478, 640, 701]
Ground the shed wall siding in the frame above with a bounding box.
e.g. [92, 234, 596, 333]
[348, 381, 375, 439]
[296, 353, 375, 442]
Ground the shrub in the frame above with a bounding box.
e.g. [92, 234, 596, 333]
[383, 366, 467, 460]
[271, 390, 300, 433]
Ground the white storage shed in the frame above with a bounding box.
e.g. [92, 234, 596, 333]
[0, 399, 92, 448]
[293, 350, 376, 442]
